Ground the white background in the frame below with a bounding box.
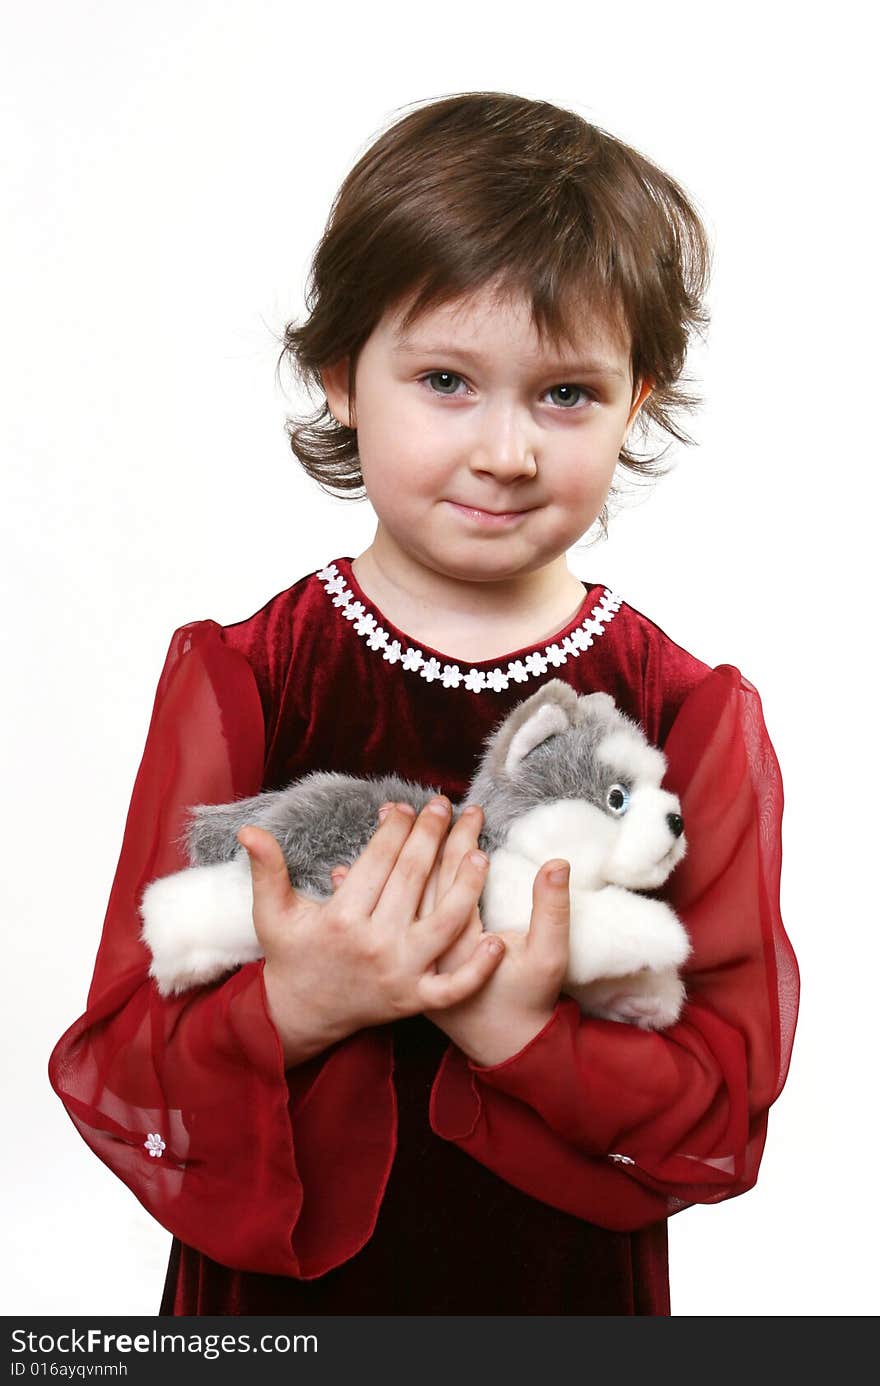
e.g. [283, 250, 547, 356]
[3, 0, 876, 1317]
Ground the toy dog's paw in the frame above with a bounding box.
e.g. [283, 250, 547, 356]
[139, 859, 260, 996]
[602, 990, 678, 1030]
[147, 942, 265, 996]
[569, 967, 685, 1030]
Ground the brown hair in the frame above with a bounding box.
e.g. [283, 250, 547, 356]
[277, 90, 711, 538]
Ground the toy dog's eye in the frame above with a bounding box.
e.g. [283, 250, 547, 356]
[606, 784, 630, 815]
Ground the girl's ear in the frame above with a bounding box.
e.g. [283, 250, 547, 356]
[320, 357, 356, 428]
[627, 377, 653, 429]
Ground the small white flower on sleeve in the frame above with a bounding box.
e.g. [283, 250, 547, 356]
[343, 600, 365, 623]
[382, 639, 403, 665]
[486, 668, 509, 692]
[144, 1133, 166, 1159]
[507, 660, 529, 683]
[464, 668, 486, 693]
[317, 563, 339, 581]
[367, 626, 388, 650]
[545, 643, 567, 667]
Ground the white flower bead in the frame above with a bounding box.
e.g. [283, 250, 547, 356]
[524, 652, 549, 676]
[420, 657, 443, 683]
[402, 647, 425, 672]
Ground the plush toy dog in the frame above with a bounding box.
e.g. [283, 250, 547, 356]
[140, 679, 691, 1029]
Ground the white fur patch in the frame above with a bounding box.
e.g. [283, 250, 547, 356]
[580, 691, 617, 720]
[596, 729, 667, 785]
[140, 858, 261, 995]
[503, 800, 612, 887]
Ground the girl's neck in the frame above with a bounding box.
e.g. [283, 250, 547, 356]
[350, 531, 589, 665]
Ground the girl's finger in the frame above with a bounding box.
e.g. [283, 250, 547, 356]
[237, 826, 301, 949]
[329, 803, 417, 915]
[330, 865, 350, 892]
[412, 848, 489, 964]
[419, 932, 505, 1011]
[527, 859, 571, 963]
[435, 804, 484, 900]
[238, 826, 293, 895]
[373, 796, 454, 925]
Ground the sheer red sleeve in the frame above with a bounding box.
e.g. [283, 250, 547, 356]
[429, 664, 799, 1230]
[48, 621, 396, 1277]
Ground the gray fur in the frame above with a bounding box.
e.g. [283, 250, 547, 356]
[463, 683, 650, 854]
[181, 679, 657, 890]
[182, 772, 444, 899]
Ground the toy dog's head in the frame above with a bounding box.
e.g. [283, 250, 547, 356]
[464, 679, 686, 891]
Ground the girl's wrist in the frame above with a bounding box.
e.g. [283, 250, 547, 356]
[262, 962, 347, 1068]
[450, 1007, 557, 1069]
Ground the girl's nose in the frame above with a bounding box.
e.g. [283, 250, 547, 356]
[468, 429, 537, 482]
[467, 398, 537, 481]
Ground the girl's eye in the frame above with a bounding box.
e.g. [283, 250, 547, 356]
[545, 383, 594, 410]
[606, 784, 630, 815]
[422, 370, 467, 397]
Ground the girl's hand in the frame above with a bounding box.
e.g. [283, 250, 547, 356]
[333, 806, 571, 1067]
[237, 798, 506, 1067]
[330, 803, 490, 975]
[421, 807, 572, 1067]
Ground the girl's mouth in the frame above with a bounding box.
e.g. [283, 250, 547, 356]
[446, 501, 532, 528]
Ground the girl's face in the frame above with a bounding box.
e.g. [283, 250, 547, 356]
[322, 282, 652, 586]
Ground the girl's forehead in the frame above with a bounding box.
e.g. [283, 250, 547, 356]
[379, 283, 630, 362]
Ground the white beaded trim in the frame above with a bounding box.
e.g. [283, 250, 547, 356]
[317, 562, 623, 694]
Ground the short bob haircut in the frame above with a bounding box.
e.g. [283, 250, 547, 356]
[278, 90, 711, 539]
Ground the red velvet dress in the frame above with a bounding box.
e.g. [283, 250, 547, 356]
[48, 557, 799, 1315]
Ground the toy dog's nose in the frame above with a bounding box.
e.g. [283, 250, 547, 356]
[666, 812, 684, 838]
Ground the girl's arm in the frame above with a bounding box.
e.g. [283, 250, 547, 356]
[428, 664, 799, 1230]
[48, 621, 397, 1278]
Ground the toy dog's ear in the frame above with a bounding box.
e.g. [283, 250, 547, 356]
[491, 678, 580, 776]
[574, 690, 618, 726]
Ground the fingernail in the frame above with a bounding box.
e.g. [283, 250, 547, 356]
[484, 936, 504, 954]
[469, 850, 489, 869]
[428, 797, 450, 817]
[462, 804, 482, 817]
[378, 806, 392, 823]
[549, 863, 570, 884]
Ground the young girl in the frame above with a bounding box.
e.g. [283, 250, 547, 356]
[49, 91, 799, 1316]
